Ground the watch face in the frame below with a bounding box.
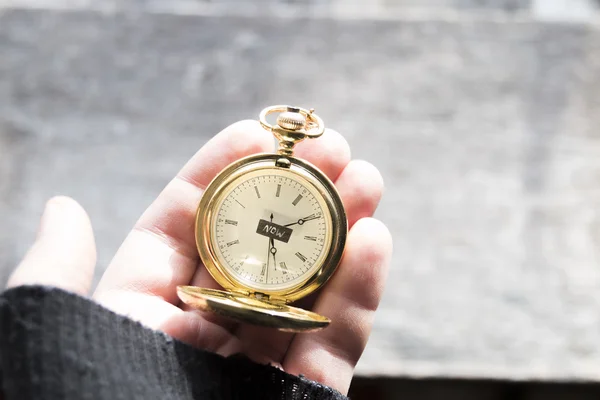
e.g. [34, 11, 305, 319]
[209, 168, 333, 292]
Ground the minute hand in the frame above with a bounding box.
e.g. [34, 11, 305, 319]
[284, 213, 321, 227]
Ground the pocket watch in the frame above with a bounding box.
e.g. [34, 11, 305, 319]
[177, 105, 347, 332]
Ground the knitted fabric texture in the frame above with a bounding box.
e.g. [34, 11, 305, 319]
[0, 286, 347, 400]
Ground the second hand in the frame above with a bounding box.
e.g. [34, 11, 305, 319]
[265, 236, 270, 284]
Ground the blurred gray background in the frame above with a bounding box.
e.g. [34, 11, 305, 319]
[2, 0, 600, 392]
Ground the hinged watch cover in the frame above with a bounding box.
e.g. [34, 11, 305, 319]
[177, 286, 330, 332]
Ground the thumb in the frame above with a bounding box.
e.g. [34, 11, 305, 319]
[7, 196, 97, 296]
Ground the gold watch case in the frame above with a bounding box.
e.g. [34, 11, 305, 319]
[177, 105, 348, 332]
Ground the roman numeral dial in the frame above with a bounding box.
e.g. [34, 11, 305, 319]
[212, 171, 331, 292]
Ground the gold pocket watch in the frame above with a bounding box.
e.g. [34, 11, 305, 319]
[177, 105, 347, 332]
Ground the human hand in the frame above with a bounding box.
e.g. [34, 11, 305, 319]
[7, 121, 392, 394]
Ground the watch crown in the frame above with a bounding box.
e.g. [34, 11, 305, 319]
[276, 111, 306, 131]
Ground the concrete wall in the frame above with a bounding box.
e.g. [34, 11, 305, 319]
[2, 0, 600, 380]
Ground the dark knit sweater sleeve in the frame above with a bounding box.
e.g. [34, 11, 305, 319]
[0, 286, 347, 400]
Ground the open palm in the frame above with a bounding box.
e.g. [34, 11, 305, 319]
[8, 120, 392, 394]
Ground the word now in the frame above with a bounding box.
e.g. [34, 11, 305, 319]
[256, 219, 293, 243]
